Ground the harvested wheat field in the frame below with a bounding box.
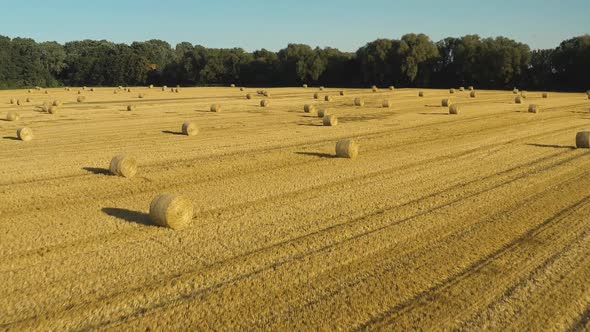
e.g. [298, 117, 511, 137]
[2, 86, 590, 331]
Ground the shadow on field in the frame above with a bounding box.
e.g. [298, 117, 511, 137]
[526, 143, 576, 150]
[82, 167, 110, 175]
[418, 112, 448, 116]
[102, 208, 153, 226]
[297, 123, 323, 127]
[295, 151, 336, 159]
[2, 136, 20, 140]
[162, 130, 184, 136]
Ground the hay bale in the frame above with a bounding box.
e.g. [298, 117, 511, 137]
[149, 193, 194, 229]
[230, 84, 236, 88]
[317, 108, 328, 118]
[52, 100, 62, 107]
[468, 86, 474, 91]
[521, 91, 528, 98]
[17, 127, 33, 141]
[149, 84, 153, 89]
[513, 88, 519, 94]
[109, 154, 137, 178]
[340, 90, 345, 96]
[138, 93, 145, 99]
[16, 99, 21, 106]
[389, 86, 395, 91]
[246, 93, 252, 99]
[263, 91, 271, 97]
[9, 98, 15, 104]
[313, 93, 319, 99]
[175, 88, 180, 93]
[419, 91, 424, 97]
[162, 86, 167, 91]
[542, 92, 548, 98]
[382, 100, 391, 108]
[528, 104, 540, 113]
[26, 97, 32, 102]
[210, 104, 221, 112]
[240, 87, 244, 91]
[48, 106, 58, 114]
[372, 86, 378, 92]
[77, 90, 82, 94]
[182, 122, 198, 136]
[90, 88, 95, 92]
[335, 139, 358, 159]
[324, 95, 333, 102]
[118, 86, 123, 90]
[77, 96, 86, 103]
[260, 99, 269, 107]
[449, 88, 455, 94]
[319, 86, 324, 91]
[449, 104, 460, 115]
[82, 86, 87, 90]
[470, 91, 476, 98]
[303, 84, 308, 88]
[6, 111, 20, 121]
[323, 114, 338, 126]
[114, 90, 118, 94]
[576, 131, 590, 149]
[28, 89, 32, 93]
[515, 96, 522, 104]
[442, 98, 451, 107]
[459, 87, 465, 91]
[127, 105, 136, 111]
[304, 104, 316, 113]
[354, 97, 364, 107]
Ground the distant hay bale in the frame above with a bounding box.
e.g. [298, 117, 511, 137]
[149, 84, 154, 89]
[354, 97, 364, 107]
[149, 193, 194, 230]
[324, 95, 333, 102]
[335, 139, 358, 159]
[372, 85, 378, 92]
[175, 88, 180, 93]
[118, 86, 123, 90]
[77, 90, 82, 94]
[127, 105, 136, 111]
[26, 97, 32, 102]
[459, 87, 465, 91]
[48, 105, 58, 114]
[17, 127, 34, 141]
[90, 88, 95, 92]
[40, 103, 50, 112]
[240, 87, 244, 91]
[27, 89, 32, 93]
[109, 154, 137, 178]
[138, 93, 145, 99]
[52, 100, 62, 107]
[389, 86, 395, 91]
[9, 98, 15, 104]
[230, 84, 236, 88]
[304, 104, 316, 113]
[113, 90, 118, 94]
[449, 104, 460, 115]
[318, 108, 328, 118]
[303, 84, 308, 88]
[319, 86, 324, 91]
[313, 93, 319, 99]
[419, 91, 424, 97]
[542, 92, 548, 98]
[470, 91, 476, 98]
[246, 93, 252, 99]
[16, 99, 21, 106]
[528, 104, 539, 113]
[162, 86, 167, 91]
[77, 96, 86, 103]
[576, 131, 590, 148]
[6, 111, 20, 121]
[521, 91, 528, 98]
[382, 100, 391, 108]
[263, 91, 271, 97]
[182, 122, 198, 136]
[468, 86, 474, 91]
[210, 104, 221, 112]
[442, 98, 452, 107]
[515, 96, 522, 104]
[513, 88, 519, 94]
[323, 114, 338, 126]
[339, 90, 345, 96]
[449, 89, 455, 94]
[260, 99, 269, 107]
[82, 86, 87, 90]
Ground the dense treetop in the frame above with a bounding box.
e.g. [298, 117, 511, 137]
[0, 34, 588, 91]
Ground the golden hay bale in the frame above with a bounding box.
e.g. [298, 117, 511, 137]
[449, 88, 455, 94]
[90, 88, 95, 92]
[449, 104, 460, 115]
[513, 88, 519, 94]
[304, 104, 316, 113]
[77, 96, 86, 103]
[17, 127, 34, 141]
[35, 86, 41, 90]
[246, 93, 252, 99]
[127, 105, 136, 111]
[313, 93, 319, 99]
[372, 86, 378, 92]
[418, 91, 424, 97]
[515, 96, 522, 104]
[442, 98, 451, 107]
[542, 92, 548, 98]
[521, 91, 528, 98]
[149, 193, 194, 230]
[182, 122, 198, 136]
[470, 91, 476, 98]
[77, 90, 82, 94]
[118, 86, 123, 90]
[317, 108, 328, 118]
[48, 106, 58, 114]
[9, 98, 15, 104]
[324, 95, 333, 102]
[109, 154, 137, 178]
[26, 97, 32, 103]
[82, 86, 87, 90]
[389, 86, 395, 91]
[230, 84, 236, 88]
[113, 90, 118, 94]
[240, 87, 244, 91]
[138, 93, 145, 99]
[6, 111, 20, 121]
[382, 100, 391, 108]
[323, 114, 338, 126]
[16, 99, 21, 106]
[44, 90, 49, 94]
[149, 84, 154, 89]
[459, 87, 465, 91]
[339, 90, 345, 96]
[319, 86, 325, 91]
[303, 84, 308, 88]
[27, 89, 32, 93]
[263, 91, 271, 97]
[210, 104, 221, 112]
[468, 86, 474, 91]
[260, 99, 269, 107]
[52, 100, 62, 107]
[354, 97, 364, 107]
[528, 104, 540, 113]
[175, 88, 180, 93]
[576, 131, 590, 148]
[162, 86, 167, 91]
[335, 139, 358, 159]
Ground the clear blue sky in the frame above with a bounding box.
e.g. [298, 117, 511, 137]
[1, 0, 588, 51]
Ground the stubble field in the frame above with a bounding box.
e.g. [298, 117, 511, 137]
[1, 86, 590, 330]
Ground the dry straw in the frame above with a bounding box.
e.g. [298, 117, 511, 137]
[576, 131, 590, 148]
[324, 95, 333, 102]
[354, 97, 365, 106]
[109, 155, 137, 178]
[335, 139, 358, 159]
[26, 97, 32, 102]
[442, 98, 451, 107]
[449, 104, 460, 115]
[77, 90, 82, 94]
[210, 104, 221, 112]
[528, 104, 540, 113]
[6, 111, 20, 121]
[52, 100, 62, 106]
[182, 122, 198, 136]
[382, 100, 391, 108]
[149, 193, 194, 230]
[9, 98, 15, 104]
[48, 106, 58, 114]
[323, 114, 338, 126]
[260, 99, 269, 107]
[17, 127, 34, 141]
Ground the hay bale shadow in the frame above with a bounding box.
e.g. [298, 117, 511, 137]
[2, 136, 20, 140]
[82, 167, 110, 175]
[162, 130, 185, 136]
[526, 143, 575, 150]
[295, 151, 336, 159]
[102, 208, 153, 226]
[418, 112, 448, 116]
[297, 123, 323, 127]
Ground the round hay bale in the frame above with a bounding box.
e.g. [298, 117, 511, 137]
[304, 104, 316, 113]
[118, 86, 123, 90]
[6, 111, 20, 121]
[77, 96, 86, 103]
[16, 99, 21, 106]
[240, 87, 244, 91]
[389, 86, 395, 91]
[149, 193, 194, 230]
[372, 86, 378, 92]
[90, 88, 95, 92]
[17, 127, 33, 141]
[418, 91, 424, 97]
[149, 84, 153, 89]
[27, 89, 32, 93]
[515, 96, 522, 104]
[230, 84, 236, 88]
[210, 104, 221, 112]
[127, 105, 136, 111]
[44, 90, 49, 94]
[521, 91, 528, 98]
[459, 87, 465, 91]
[109, 154, 137, 178]
[138, 93, 145, 99]
[335, 139, 358, 159]
[175, 88, 180, 93]
[260, 99, 269, 107]
[354, 97, 364, 107]
[470, 91, 476, 98]
[48, 106, 58, 114]
[313, 93, 319, 99]
[513, 88, 519, 94]
[263, 91, 270, 97]
[52, 100, 62, 107]
[528, 104, 540, 113]
[26, 97, 32, 103]
[182, 122, 198, 136]
[449, 104, 460, 115]
[77, 90, 82, 94]
[319, 86, 324, 91]
[113, 90, 118, 94]
[303, 84, 308, 88]
[246, 93, 252, 99]
[468, 86, 474, 91]
[162, 86, 167, 91]
[442, 98, 451, 107]
[82, 86, 87, 90]
[40, 103, 50, 112]
[317, 108, 328, 118]
[382, 100, 391, 108]
[339, 90, 345, 96]
[542, 92, 548, 98]
[324, 95, 333, 102]
[576, 131, 590, 149]
[9, 98, 15, 104]
[323, 114, 338, 126]
[449, 88, 455, 94]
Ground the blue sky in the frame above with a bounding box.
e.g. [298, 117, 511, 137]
[0, 0, 588, 51]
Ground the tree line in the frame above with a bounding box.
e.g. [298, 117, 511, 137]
[0, 33, 588, 91]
